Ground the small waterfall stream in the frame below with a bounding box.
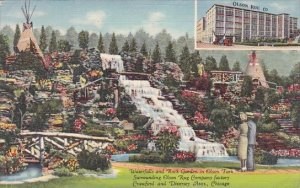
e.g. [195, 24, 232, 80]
[101, 53, 228, 157]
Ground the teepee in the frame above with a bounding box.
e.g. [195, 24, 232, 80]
[16, 0, 48, 69]
[245, 51, 269, 88]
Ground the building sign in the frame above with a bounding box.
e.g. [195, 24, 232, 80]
[232, 2, 268, 12]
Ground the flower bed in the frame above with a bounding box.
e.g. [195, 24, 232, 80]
[270, 149, 300, 158]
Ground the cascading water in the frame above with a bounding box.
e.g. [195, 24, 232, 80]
[101, 53, 228, 157]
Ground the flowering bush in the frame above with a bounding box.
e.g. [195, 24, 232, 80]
[127, 144, 138, 152]
[105, 108, 117, 117]
[220, 127, 239, 156]
[156, 126, 180, 161]
[172, 151, 196, 163]
[73, 118, 86, 132]
[193, 111, 213, 127]
[105, 145, 117, 155]
[270, 149, 300, 158]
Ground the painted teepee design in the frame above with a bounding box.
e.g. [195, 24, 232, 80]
[16, 0, 48, 69]
[245, 51, 269, 88]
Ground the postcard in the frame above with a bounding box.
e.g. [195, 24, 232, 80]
[0, 0, 299, 188]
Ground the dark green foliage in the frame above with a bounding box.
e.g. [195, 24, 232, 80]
[155, 128, 180, 162]
[241, 76, 253, 97]
[219, 55, 230, 71]
[151, 42, 161, 64]
[78, 30, 89, 50]
[209, 99, 233, 138]
[232, 61, 241, 71]
[97, 33, 105, 53]
[204, 56, 218, 72]
[178, 45, 191, 80]
[291, 103, 300, 128]
[77, 150, 111, 171]
[128, 113, 149, 129]
[49, 31, 57, 53]
[255, 150, 278, 165]
[39, 26, 47, 52]
[140, 42, 148, 57]
[129, 153, 162, 163]
[57, 40, 71, 52]
[289, 62, 300, 84]
[122, 40, 130, 52]
[129, 38, 137, 53]
[13, 24, 21, 49]
[257, 121, 281, 133]
[53, 167, 73, 177]
[0, 34, 10, 69]
[109, 33, 118, 54]
[165, 41, 177, 63]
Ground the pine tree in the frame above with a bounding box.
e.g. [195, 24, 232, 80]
[13, 24, 21, 49]
[49, 31, 57, 53]
[140, 42, 148, 57]
[58, 40, 71, 52]
[232, 61, 241, 71]
[129, 38, 137, 53]
[241, 76, 253, 97]
[151, 42, 161, 64]
[179, 45, 191, 80]
[109, 33, 118, 55]
[165, 41, 177, 63]
[0, 34, 10, 69]
[39, 26, 47, 52]
[219, 55, 230, 71]
[78, 30, 89, 50]
[97, 33, 105, 53]
[204, 56, 218, 72]
[122, 40, 130, 52]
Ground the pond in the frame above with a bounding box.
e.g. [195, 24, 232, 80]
[0, 164, 42, 182]
[111, 154, 300, 167]
[197, 156, 300, 167]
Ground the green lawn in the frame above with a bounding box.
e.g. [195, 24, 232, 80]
[2, 166, 300, 188]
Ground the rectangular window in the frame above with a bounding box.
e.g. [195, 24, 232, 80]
[226, 8, 233, 16]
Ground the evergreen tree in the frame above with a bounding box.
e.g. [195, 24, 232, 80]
[165, 41, 177, 63]
[261, 61, 270, 80]
[97, 33, 105, 53]
[219, 55, 230, 71]
[109, 33, 118, 55]
[289, 62, 300, 84]
[179, 45, 191, 80]
[57, 40, 71, 52]
[140, 42, 148, 57]
[13, 24, 21, 49]
[78, 30, 89, 50]
[232, 61, 241, 71]
[204, 56, 218, 72]
[269, 69, 283, 85]
[49, 31, 57, 53]
[122, 40, 130, 52]
[129, 38, 137, 53]
[39, 26, 47, 52]
[151, 42, 161, 64]
[0, 34, 10, 69]
[241, 76, 253, 97]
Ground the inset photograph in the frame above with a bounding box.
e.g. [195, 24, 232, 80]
[195, 0, 300, 50]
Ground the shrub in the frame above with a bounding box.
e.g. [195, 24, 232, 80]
[255, 150, 278, 165]
[77, 150, 111, 171]
[156, 126, 180, 162]
[129, 153, 162, 163]
[53, 167, 73, 177]
[128, 114, 149, 129]
[83, 129, 107, 137]
[172, 151, 196, 163]
[258, 122, 281, 133]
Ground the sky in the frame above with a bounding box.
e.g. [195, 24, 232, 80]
[197, 0, 300, 25]
[0, 0, 195, 38]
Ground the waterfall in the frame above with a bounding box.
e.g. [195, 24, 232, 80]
[104, 53, 228, 157]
